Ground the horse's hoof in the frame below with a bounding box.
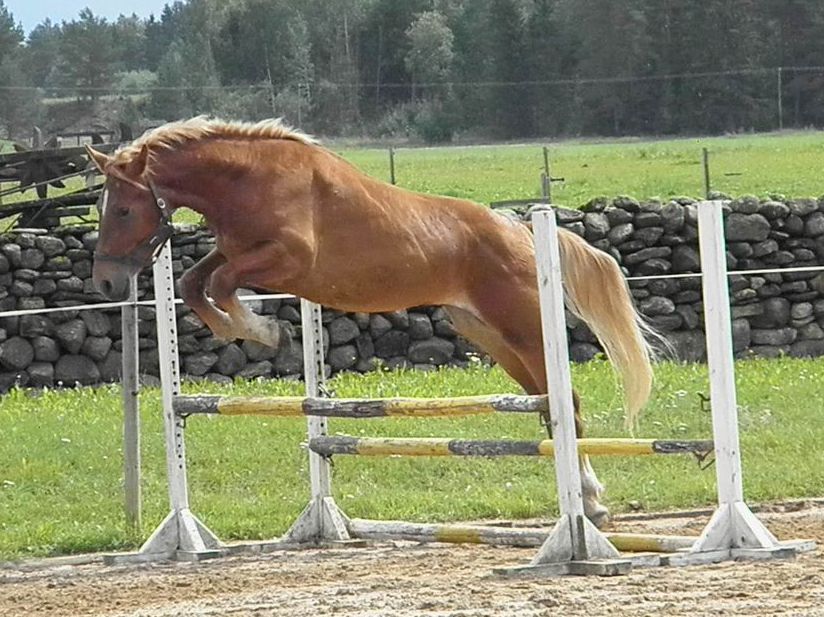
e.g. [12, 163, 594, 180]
[586, 504, 611, 529]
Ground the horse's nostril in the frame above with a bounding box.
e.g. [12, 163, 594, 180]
[100, 279, 113, 298]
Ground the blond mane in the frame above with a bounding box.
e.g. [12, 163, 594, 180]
[112, 116, 318, 166]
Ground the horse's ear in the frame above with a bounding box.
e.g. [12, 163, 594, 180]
[122, 144, 150, 178]
[84, 145, 112, 173]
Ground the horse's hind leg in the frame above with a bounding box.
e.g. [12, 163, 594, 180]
[457, 284, 611, 527]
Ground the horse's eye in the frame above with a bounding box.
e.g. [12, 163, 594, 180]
[117, 207, 130, 218]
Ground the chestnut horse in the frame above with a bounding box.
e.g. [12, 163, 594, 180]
[86, 117, 654, 526]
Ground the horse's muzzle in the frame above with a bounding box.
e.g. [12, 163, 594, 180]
[93, 262, 131, 301]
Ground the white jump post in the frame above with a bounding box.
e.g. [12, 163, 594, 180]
[282, 300, 351, 543]
[685, 200, 791, 561]
[116, 241, 222, 562]
[499, 208, 631, 577]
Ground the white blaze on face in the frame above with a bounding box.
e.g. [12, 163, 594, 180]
[99, 187, 109, 216]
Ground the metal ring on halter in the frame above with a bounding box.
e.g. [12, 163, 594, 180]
[93, 180, 175, 269]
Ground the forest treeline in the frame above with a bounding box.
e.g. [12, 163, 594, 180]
[2, 0, 824, 142]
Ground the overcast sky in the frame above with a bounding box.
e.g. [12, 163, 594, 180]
[6, 1, 171, 35]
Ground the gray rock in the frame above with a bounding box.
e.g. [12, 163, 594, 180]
[2, 244, 21, 267]
[758, 200, 789, 219]
[667, 331, 706, 362]
[789, 339, 824, 358]
[33, 278, 57, 295]
[81, 336, 112, 362]
[605, 207, 633, 225]
[633, 226, 664, 246]
[434, 319, 456, 337]
[215, 343, 247, 375]
[183, 351, 218, 376]
[385, 310, 410, 329]
[624, 247, 671, 266]
[639, 296, 675, 316]
[791, 302, 814, 321]
[725, 213, 770, 242]
[55, 319, 87, 354]
[56, 276, 84, 292]
[32, 336, 60, 362]
[671, 245, 700, 272]
[19, 248, 44, 269]
[0, 336, 34, 370]
[355, 333, 375, 359]
[660, 202, 685, 232]
[242, 339, 278, 361]
[750, 328, 797, 346]
[204, 372, 233, 385]
[731, 304, 764, 319]
[805, 212, 824, 236]
[408, 338, 455, 365]
[55, 355, 100, 385]
[583, 212, 610, 239]
[328, 316, 360, 345]
[277, 304, 302, 324]
[408, 313, 434, 340]
[732, 319, 751, 352]
[783, 214, 804, 236]
[798, 322, 824, 340]
[675, 304, 701, 329]
[72, 260, 92, 279]
[237, 360, 274, 379]
[555, 207, 585, 223]
[0, 254, 8, 273]
[635, 211, 662, 228]
[177, 335, 200, 354]
[328, 345, 358, 371]
[607, 223, 633, 245]
[177, 313, 205, 335]
[352, 312, 371, 329]
[274, 340, 303, 375]
[749, 297, 790, 328]
[788, 198, 818, 217]
[19, 315, 52, 337]
[81, 312, 110, 337]
[35, 236, 66, 256]
[747, 345, 788, 359]
[369, 314, 393, 339]
[28, 362, 54, 387]
[751, 239, 779, 258]
[730, 195, 760, 214]
[98, 350, 123, 382]
[374, 331, 409, 358]
[570, 343, 601, 362]
[613, 196, 641, 211]
[635, 258, 671, 276]
[728, 242, 753, 258]
[10, 280, 33, 297]
[649, 314, 682, 331]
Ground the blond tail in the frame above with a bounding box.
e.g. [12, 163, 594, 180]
[557, 229, 655, 428]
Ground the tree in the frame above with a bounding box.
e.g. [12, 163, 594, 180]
[0, 0, 21, 63]
[486, 0, 532, 137]
[150, 39, 189, 119]
[20, 19, 60, 88]
[112, 14, 146, 72]
[59, 9, 117, 99]
[404, 11, 455, 95]
[0, 49, 42, 138]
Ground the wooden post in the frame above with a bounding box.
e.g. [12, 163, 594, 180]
[702, 148, 711, 198]
[389, 146, 396, 185]
[121, 275, 141, 531]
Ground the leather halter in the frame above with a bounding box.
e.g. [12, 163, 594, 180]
[93, 180, 174, 269]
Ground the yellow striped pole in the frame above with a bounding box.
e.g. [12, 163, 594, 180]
[309, 436, 714, 458]
[173, 393, 548, 418]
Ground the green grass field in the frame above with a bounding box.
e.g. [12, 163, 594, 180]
[9, 130, 824, 228]
[338, 131, 824, 206]
[1, 358, 822, 561]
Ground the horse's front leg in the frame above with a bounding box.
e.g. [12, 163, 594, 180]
[207, 241, 305, 349]
[178, 248, 237, 340]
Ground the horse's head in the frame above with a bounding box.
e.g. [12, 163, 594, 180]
[85, 144, 174, 301]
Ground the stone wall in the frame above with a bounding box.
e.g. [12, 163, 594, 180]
[1, 194, 823, 389]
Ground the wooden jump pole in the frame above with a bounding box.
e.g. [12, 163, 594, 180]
[173, 393, 548, 417]
[308, 436, 714, 458]
[348, 519, 697, 553]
